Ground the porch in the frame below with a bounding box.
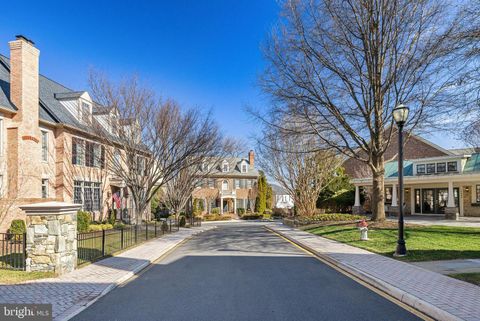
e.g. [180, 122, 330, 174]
[353, 174, 480, 219]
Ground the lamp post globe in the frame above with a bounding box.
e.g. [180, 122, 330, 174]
[393, 104, 409, 257]
[392, 104, 409, 126]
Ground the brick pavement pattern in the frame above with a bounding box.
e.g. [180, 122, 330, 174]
[269, 224, 480, 321]
[0, 226, 213, 321]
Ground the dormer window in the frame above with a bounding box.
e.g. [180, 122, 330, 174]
[201, 162, 209, 172]
[81, 102, 91, 124]
[222, 160, 229, 173]
[241, 161, 247, 173]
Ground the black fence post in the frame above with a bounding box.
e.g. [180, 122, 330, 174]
[154, 222, 157, 237]
[23, 233, 27, 271]
[135, 225, 138, 244]
[169, 219, 172, 233]
[145, 223, 148, 241]
[101, 229, 106, 257]
[121, 228, 124, 249]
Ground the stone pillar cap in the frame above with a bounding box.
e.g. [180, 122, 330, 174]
[20, 201, 82, 215]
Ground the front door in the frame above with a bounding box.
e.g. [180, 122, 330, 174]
[415, 188, 459, 214]
[422, 189, 435, 213]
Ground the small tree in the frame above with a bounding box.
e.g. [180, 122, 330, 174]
[257, 127, 340, 217]
[255, 171, 268, 214]
[266, 184, 273, 210]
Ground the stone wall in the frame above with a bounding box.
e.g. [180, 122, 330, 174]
[22, 202, 80, 275]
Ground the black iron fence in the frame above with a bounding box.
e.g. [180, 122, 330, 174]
[77, 219, 179, 266]
[187, 216, 202, 227]
[0, 232, 26, 270]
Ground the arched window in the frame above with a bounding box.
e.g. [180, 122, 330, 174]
[222, 180, 228, 190]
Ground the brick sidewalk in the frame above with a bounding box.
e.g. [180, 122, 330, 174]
[268, 224, 480, 321]
[0, 226, 213, 321]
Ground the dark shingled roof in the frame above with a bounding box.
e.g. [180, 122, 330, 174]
[0, 54, 91, 131]
[54, 91, 86, 100]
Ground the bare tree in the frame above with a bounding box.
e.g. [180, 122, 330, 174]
[258, 0, 479, 220]
[160, 140, 232, 218]
[257, 128, 340, 217]
[88, 71, 222, 224]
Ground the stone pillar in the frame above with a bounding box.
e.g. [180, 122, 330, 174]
[234, 198, 237, 215]
[20, 202, 81, 275]
[220, 197, 224, 214]
[353, 186, 363, 214]
[445, 181, 458, 220]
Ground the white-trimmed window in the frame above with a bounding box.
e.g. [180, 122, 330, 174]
[41, 130, 48, 162]
[81, 102, 91, 124]
[72, 137, 85, 165]
[222, 180, 228, 190]
[41, 179, 48, 198]
[114, 149, 121, 166]
[222, 160, 229, 173]
[241, 161, 247, 173]
[476, 185, 480, 203]
[235, 179, 240, 189]
[208, 179, 215, 188]
[447, 161, 458, 172]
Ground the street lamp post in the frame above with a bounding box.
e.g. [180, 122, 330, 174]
[392, 104, 409, 257]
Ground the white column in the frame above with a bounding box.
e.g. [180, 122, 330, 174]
[234, 198, 237, 215]
[391, 184, 398, 207]
[354, 186, 361, 207]
[447, 181, 455, 207]
[220, 197, 224, 214]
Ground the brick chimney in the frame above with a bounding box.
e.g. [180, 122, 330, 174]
[7, 35, 41, 199]
[248, 150, 255, 168]
[9, 35, 40, 131]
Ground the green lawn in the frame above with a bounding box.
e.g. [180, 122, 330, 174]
[449, 272, 480, 286]
[0, 270, 54, 284]
[307, 224, 480, 262]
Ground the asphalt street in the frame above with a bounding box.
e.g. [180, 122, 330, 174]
[73, 223, 422, 321]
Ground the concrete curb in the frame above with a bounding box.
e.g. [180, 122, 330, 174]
[58, 226, 214, 321]
[266, 225, 463, 321]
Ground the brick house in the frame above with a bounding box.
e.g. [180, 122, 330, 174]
[0, 36, 143, 231]
[345, 133, 480, 219]
[192, 151, 259, 215]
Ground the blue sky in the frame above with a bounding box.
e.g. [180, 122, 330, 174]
[0, 0, 466, 150]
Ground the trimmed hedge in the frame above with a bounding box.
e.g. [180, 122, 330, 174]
[114, 222, 126, 229]
[77, 211, 91, 232]
[241, 213, 263, 220]
[237, 208, 246, 215]
[211, 207, 220, 215]
[203, 214, 231, 221]
[9, 220, 26, 234]
[88, 224, 114, 232]
[297, 213, 364, 223]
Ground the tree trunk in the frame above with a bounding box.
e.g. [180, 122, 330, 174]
[371, 155, 385, 221]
